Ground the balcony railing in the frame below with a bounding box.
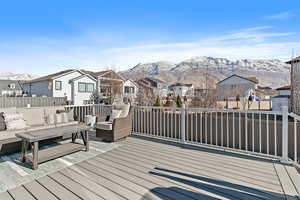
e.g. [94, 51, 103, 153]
[67, 104, 300, 164]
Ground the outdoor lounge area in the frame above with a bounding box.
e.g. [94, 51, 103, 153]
[0, 104, 300, 199]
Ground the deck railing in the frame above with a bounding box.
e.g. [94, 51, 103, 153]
[68, 104, 300, 164]
[133, 105, 300, 164]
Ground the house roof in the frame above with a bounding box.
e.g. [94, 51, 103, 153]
[124, 79, 139, 87]
[169, 83, 193, 88]
[286, 56, 300, 64]
[93, 70, 125, 81]
[25, 69, 82, 83]
[276, 85, 291, 91]
[69, 74, 97, 82]
[145, 77, 165, 83]
[272, 95, 290, 99]
[217, 74, 259, 85]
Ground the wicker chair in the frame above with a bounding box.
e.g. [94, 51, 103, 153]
[95, 105, 133, 142]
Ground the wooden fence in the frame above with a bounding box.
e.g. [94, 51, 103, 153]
[217, 100, 272, 110]
[0, 97, 66, 108]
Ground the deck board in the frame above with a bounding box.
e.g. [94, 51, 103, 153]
[0, 192, 14, 200]
[36, 175, 81, 200]
[1, 135, 298, 199]
[48, 172, 104, 200]
[23, 180, 59, 200]
[99, 145, 283, 200]
[8, 185, 36, 200]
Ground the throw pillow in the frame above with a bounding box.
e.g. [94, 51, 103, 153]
[109, 110, 122, 122]
[66, 109, 74, 121]
[3, 113, 28, 130]
[0, 112, 6, 131]
[56, 113, 63, 124]
[6, 119, 28, 130]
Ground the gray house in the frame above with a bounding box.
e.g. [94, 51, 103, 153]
[0, 80, 23, 97]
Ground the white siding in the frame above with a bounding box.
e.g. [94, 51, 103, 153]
[279, 90, 291, 96]
[123, 80, 138, 98]
[171, 86, 193, 97]
[272, 97, 290, 111]
[217, 75, 257, 99]
[52, 71, 82, 100]
[72, 76, 96, 105]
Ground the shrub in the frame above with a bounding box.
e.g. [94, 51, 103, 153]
[175, 95, 183, 108]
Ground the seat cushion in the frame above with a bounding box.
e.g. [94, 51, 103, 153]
[96, 122, 112, 130]
[55, 121, 78, 127]
[17, 108, 46, 126]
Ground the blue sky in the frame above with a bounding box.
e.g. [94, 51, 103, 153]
[0, 0, 299, 75]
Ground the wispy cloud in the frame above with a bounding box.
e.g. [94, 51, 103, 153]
[264, 11, 293, 20]
[0, 26, 299, 75]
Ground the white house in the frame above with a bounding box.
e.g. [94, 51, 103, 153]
[272, 85, 290, 111]
[216, 74, 258, 100]
[23, 70, 96, 105]
[123, 79, 138, 103]
[168, 83, 194, 97]
[69, 74, 97, 105]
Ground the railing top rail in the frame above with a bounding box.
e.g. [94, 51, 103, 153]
[133, 105, 283, 115]
[64, 104, 113, 108]
[288, 112, 300, 121]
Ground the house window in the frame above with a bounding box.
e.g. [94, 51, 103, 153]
[78, 83, 86, 92]
[9, 83, 16, 89]
[86, 83, 95, 92]
[125, 86, 135, 94]
[78, 82, 95, 93]
[55, 81, 62, 90]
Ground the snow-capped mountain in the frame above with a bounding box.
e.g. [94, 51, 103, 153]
[0, 72, 38, 80]
[122, 56, 290, 88]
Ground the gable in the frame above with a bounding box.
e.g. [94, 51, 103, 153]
[218, 75, 256, 86]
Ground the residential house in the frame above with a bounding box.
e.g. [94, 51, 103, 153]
[168, 83, 194, 97]
[286, 56, 300, 114]
[216, 74, 259, 100]
[123, 79, 138, 103]
[91, 70, 125, 103]
[23, 70, 97, 105]
[139, 77, 166, 90]
[272, 85, 291, 111]
[0, 80, 23, 97]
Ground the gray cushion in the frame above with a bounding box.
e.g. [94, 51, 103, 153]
[0, 112, 6, 131]
[96, 122, 112, 130]
[17, 108, 46, 126]
[55, 121, 78, 127]
[0, 107, 17, 114]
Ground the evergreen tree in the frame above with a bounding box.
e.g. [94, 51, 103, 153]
[176, 95, 183, 108]
[153, 96, 161, 106]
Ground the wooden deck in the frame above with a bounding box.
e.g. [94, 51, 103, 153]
[0, 135, 299, 200]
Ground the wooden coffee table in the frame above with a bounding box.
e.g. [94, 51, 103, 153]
[16, 124, 91, 170]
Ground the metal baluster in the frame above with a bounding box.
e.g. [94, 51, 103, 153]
[210, 112, 212, 145]
[227, 111, 229, 148]
[252, 113, 254, 152]
[221, 111, 223, 147]
[215, 111, 218, 146]
[233, 112, 235, 148]
[245, 112, 248, 151]
[200, 112, 203, 143]
[295, 118, 297, 162]
[205, 112, 208, 144]
[274, 114, 277, 156]
[267, 114, 269, 154]
[239, 112, 241, 150]
[259, 113, 262, 153]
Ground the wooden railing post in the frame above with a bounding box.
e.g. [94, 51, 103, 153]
[181, 104, 186, 143]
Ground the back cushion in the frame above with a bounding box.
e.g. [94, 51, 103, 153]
[0, 112, 6, 131]
[0, 107, 17, 114]
[17, 108, 46, 126]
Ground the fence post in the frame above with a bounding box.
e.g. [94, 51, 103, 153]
[281, 106, 291, 164]
[181, 104, 186, 143]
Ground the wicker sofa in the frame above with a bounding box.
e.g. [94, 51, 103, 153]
[0, 106, 77, 155]
[95, 104, 132, 142]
